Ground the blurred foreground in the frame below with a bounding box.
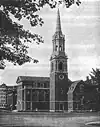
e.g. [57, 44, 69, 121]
[0, 111, 100, 127]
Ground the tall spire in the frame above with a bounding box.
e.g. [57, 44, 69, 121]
[56, 8, 62, 32]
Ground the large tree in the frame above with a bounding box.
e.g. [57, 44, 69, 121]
[90, 68, 100, 86]
[0, 0, 81, 69]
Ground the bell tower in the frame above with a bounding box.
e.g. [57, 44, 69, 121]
[50, 9, 68, 112]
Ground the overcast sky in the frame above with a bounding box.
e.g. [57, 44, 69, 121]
[0, 0, 100, 86]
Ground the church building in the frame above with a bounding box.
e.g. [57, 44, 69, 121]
[16, 9, 69, 112]
[0, 9, 99, 112]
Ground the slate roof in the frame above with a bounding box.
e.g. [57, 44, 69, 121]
[16, 76, 50, 83]
[67, 80, 83, 93]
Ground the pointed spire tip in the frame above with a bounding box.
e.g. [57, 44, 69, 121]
[56, 8, 61, 32]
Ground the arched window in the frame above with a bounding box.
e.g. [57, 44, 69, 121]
[59, 46, 62, 51]
[55, 45, 58, 51]
[56, 61, 57, 70]
[51, 62, 53, 72]
[58, 62, 63, 71]
[26, 90, 31, 101]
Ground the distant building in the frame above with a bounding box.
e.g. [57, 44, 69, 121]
[6, 85, 17, 110]
[0, 83, 7, 109]
[0, 84, 17, 110]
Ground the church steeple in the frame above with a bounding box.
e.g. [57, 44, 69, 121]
[51, 8, 67, 60]
[50, 8, 68, 71]
[56, 8, 62, 33]
[50, 8, 68, 112]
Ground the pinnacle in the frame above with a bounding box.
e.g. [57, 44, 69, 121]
[56, 8, 62, 32]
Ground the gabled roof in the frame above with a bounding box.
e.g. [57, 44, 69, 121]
[68, 80, 83, 93]
[16, 76, 50, 84]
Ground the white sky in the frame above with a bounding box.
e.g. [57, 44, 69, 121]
[0, 0, 100, 85]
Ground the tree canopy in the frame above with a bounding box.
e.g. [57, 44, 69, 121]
[0, 0, 81, 69]
[90, 68, 100, 86]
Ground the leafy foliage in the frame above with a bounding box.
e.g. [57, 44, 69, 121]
[0, 0, 81, 68]
[90, 68, 100, 86]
